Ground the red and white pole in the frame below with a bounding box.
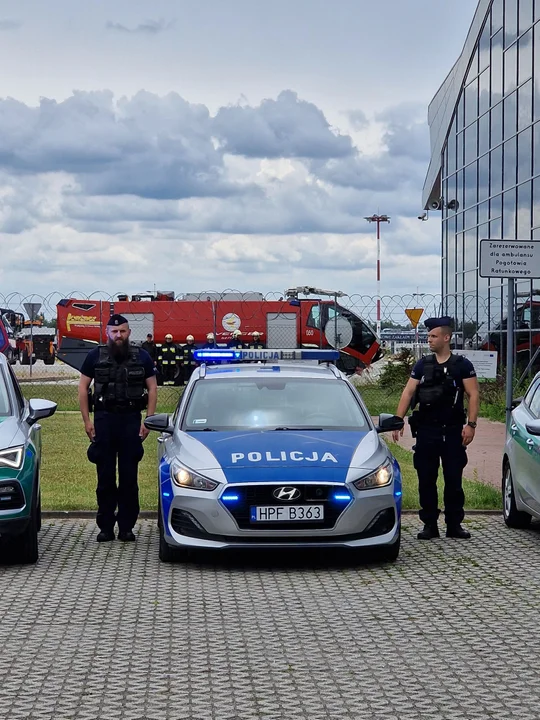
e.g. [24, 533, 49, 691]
[376, 219, 381, 338]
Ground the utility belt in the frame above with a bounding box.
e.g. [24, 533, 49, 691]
[409, 409, 466, 437]
[93, 394, 147, 414]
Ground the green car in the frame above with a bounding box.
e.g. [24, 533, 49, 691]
[0, 353, 56, 564]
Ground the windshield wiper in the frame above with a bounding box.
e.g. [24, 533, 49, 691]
[189, 427, 217, 432]
[272, 426, 324, 431]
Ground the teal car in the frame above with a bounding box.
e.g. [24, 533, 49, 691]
[504, 374, 540, 528]
[0, 354, 56, 564]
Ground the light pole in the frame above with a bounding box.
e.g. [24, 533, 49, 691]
[364, 214, 391, 337]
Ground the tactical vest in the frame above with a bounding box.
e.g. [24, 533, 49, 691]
[415, 354, 466, 422]
[94, 346, 148, 412]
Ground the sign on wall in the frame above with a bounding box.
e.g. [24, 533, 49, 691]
[453, 349, 498, 379]
[479, 240, 540, 278]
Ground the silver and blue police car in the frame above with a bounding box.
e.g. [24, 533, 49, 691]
[144, 349, 404, 563]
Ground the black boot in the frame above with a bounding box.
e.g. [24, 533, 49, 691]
[118, 530, 136, 542]
[96, 530, 115, 542]
[417, 524, 440, 540]
[446, 524, 471, 539]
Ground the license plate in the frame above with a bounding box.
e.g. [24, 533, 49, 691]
[250, 505, 324, 522]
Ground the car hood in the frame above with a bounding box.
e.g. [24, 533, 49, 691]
[0, 416, 25, 449]
[176, 429, 380, 484]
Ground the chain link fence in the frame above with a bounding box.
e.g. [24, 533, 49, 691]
[0, 288, 523, 418]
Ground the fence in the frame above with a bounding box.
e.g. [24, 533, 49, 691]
[0, 289, 525, 418]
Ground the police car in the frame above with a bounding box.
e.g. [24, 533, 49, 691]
[144, 349, 404, 563]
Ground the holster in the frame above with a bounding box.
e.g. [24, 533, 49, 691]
[408, 412, 419, 438]
[88, 388, 94, 413]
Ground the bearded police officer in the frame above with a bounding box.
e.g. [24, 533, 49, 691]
[392, 317, 479, 540]
[78, 314, 157, 542]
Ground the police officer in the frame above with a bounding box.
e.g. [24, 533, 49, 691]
[228, 329, 245, 349]
[392, 316, 479, 540]
[248, 331, 265, 349]
[78, 314, 157, 542]
[181, 334, 198, 384]
[158, 333, 179, 385]
[142, 333, 157, 363]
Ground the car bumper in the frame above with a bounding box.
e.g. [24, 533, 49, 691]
[162, 483, 400, 550]
[0, 515, 31, 539]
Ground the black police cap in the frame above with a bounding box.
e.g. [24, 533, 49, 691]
[107, 314, 129, 327]
[424, 316, 454, 331]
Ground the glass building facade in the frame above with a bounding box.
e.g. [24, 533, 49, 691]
[425, 0, 540, 359]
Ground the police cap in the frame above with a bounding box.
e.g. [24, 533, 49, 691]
[424, 316, 454, 331]
[107, 314, 129, 327]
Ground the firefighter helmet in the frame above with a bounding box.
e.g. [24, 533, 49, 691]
[165, 333, 173, 341]
[186, 334, 194, 342]
[206, 333, 215, 341]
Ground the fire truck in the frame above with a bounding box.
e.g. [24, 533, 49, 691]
[0, 310, 56, 365]
[56, 287, 383, 374]
[0, 310, 18, 364]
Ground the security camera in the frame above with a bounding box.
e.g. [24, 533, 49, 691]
[418, 212, 428, 221]
[428, 198, 443, 211]
[447, 199, 459, 211]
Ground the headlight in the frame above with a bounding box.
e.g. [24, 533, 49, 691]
[353, 459, 393, 490]
[171, 463, 219, 491]
[0, 446, 24, 470]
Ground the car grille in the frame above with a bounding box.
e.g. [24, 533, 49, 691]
[0, 481, 25, 511]
[221, 483, 348, 530]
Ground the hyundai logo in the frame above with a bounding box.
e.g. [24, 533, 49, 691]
[273, 486, 301, 501]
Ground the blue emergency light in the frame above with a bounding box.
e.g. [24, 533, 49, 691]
[193, 348, 340, 362]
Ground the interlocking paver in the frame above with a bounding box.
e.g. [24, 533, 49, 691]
[1, 516, 540, 719]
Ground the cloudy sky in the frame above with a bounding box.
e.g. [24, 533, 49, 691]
[0, 0, 479, 305]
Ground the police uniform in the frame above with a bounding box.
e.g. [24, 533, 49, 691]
[181, 336, 198, 384]
[81, 315, 156, 539]
[141, 336, 157, 362]
[157, 336, 179, 385]
[409, 317, 477, 538]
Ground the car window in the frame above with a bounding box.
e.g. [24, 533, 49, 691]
[5, 363, 24, 414]
[524, 380, 540, 408]
[182, 377, 367, 431]
[529, 385, 540, 418]
[0, 367, 12, 416]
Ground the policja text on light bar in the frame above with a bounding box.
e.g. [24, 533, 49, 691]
[193, 349, 340, 362]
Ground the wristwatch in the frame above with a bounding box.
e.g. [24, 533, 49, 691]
[467, 421, 477, 429]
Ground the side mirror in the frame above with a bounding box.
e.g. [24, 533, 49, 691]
[511, 397, 523, 410]
[27, 398, 57, 426]
[144, 413, 174, 434]
[526, 420, 540, 436]
[375, 413, 404, 434]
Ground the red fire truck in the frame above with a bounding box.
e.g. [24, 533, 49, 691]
[56, 287, 382, 374]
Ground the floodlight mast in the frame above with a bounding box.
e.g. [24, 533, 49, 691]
[364, 214, 391, 337]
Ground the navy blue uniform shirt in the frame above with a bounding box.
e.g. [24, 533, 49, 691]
[80, 346, 157, 380]
[411, 354, 477, 383]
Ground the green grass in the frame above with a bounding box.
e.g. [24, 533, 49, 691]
[39, 413, 502, 512]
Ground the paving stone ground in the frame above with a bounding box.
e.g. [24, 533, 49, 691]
[2, 516, 540, 720]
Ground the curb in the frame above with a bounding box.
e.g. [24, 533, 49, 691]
[42, 509, 503, 519]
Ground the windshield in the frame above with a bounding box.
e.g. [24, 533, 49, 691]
[182, 377, 368, 431]
[0, 368, 12, 416]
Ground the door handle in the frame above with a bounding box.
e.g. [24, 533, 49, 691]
[511, 424, 518, 433]
[157, 436, 166, 444]
[527, 438, 534, 447]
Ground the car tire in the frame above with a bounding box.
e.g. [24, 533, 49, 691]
[503, 462, 531, 529]
[36, 491, 42, 532]
[20, 351, 29, 365]
[43, 355, 55, 366]
[158, 503, 187, 563]
[13, 501, 39, 565]
[375, 529, 401, 563]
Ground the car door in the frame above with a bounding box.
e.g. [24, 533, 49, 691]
[511, 380, 540, 513]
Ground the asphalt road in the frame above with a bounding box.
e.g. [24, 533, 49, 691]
[1, 515, 540, 719]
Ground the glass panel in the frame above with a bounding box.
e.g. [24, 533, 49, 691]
[519, 0, 534, 34]
[456, 210, 464, 233]
[479, 199, 489, 225]
[518, 79, 533, 131]
[447, 231, 456, 286]
[456, 170, 464, 210]
[491, 101, 503, 147]
[465, 78, 479, 127]
[479, 22, 490, 72]
[503, 188, 517, 238]
[536, 0, 540, 21]
[517, 181, 532, 238]
[490, 193, 502, 220]
[503, 136, 517, 190]
[464, 228, 477, 272]
[465, 122, 478, 163]
[479, 69, 490, 118]
[491, 30, 504, 105]
[504, 42, 518, 94]
[465, 206, 477, 229]
[456, 234, 464, 273]
[488, 284, 503, 336]
[490, 215, 502, 237]
[504, 0, 518, 47]
[518, 30, 533, 84]
[456, 94, 465, 132]
[535, 23, 540, 121]
[479, 111, 490, 155]
[517, 126, 533, 182]
[504, 92, 517, 140]
[491, 0, 503, 33]
[447, 120, 457, 176]
[466, 47, 479, 84]
[457, 131, 464, 169]
[491, 144, 503, 195]
[479, 152, 490, 201]
[534, 122, 540, 176]
[533, 177, 540, 227]
[464, 162, 478, 208]
[464, 271, 477, 293]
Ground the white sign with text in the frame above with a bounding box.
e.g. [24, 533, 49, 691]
[480, 240, 540, 278]
[453, 349, 498, 379]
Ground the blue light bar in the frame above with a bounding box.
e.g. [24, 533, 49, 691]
[193, 348, 340, 362]
[221, 493, 240, 502]
[332, 492, 352, 502]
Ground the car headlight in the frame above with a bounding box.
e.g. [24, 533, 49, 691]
[353, 459, 393, 490]
[0, 446, 24, 470]
[171, 462, 219, 491]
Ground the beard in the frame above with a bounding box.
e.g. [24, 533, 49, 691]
[107, 337, 130, 361]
